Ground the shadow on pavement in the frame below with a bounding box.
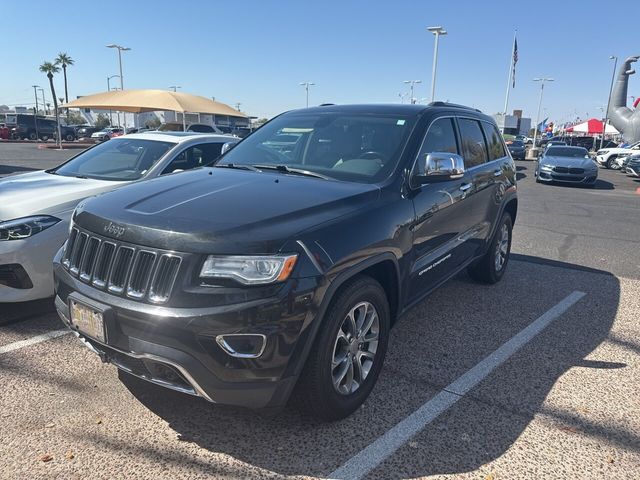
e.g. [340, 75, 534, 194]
[120, 256, 620, 478]
[0, 165, 39, 176]
[0, 297, 55, 325]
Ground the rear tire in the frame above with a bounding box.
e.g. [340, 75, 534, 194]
[293, 275, 390, 421]
[28, 132, 37, 141]
[65, 134, 75, 142]
[468, 213, 513, 284]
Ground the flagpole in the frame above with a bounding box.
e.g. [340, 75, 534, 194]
[502, 30, 517, 116]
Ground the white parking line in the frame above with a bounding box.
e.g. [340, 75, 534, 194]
[329, 290, 586, 480]
[0, 330, 71, 355]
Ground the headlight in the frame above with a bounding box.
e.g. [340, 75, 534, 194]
[597, 150, 608, 155]
[200, 254, 298, 285]
[0, 215, 60, 241]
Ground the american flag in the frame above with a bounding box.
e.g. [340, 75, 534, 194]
[512, 37, 518, 88]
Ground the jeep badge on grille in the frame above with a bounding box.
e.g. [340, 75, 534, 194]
[104, 222, 126, 238]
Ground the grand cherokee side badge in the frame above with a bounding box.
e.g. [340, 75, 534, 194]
[104, 222, 126, 237]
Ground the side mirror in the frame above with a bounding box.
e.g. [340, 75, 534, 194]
[221, 142, 236, 155]
[413, 152, 465, 185]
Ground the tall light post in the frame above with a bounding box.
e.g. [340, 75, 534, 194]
[427, 26, 447, 102]
[532, 77, 554, 153]
[601, 55, 618, 149]
[235, 102, 242, 111]
[299, 82, 315, 108]
[397, 92, 408, 104]
[403, 80, 422, 104]
[38, 88, 46, 114]
[31, 85, 40, 140]
[169, 86, 181, 92]
[107, 75, 120, 126]
[106, 44, 131, 90]
[31, 85, 40, 114]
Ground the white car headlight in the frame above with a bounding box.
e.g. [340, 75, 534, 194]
[200, 254, 298, 285]
[0, 215, 60, 241]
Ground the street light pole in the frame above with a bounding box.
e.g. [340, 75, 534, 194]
[106, 44, 131, 90]
[31, 85, 40, 141]
[601, 55, 618, 150]
[107, 75, 120, 126]
[427, 26, 447, 102]
[169, 86, 181, 92]
[38, 89, 46, 114]
[403, 80, 422, 104]
[532, 77, 554, 152]
[299, 82, 315, 108]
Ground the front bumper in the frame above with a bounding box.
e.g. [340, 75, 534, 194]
[626, 165, 640, 177]
[537, 169, 598, 184]
[53, 257, 321, 409]
[0, 221, 68, 302]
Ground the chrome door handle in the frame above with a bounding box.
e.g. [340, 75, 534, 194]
[459, 183, 472, 192]
[493, 169, 502, 177]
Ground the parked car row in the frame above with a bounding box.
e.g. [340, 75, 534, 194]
[2, 103, 518, 421]
[1, 114, 251, 143]
[595, 141, 640, 169]
[8, 114, 77, 141]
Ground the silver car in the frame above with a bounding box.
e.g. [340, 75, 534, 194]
[0, 132, 238, 302]
[535, 146, 598, 187]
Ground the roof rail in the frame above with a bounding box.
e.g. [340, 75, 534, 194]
[428, 101, 482, 113]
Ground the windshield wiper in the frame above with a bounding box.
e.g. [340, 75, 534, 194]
[214, 163, 260, 172]
[251, 164, 330, 180]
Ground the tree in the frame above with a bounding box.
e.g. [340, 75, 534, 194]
[145, 117, 161, 129]
[67, 111, 85, 125]
[55, 53, 74, 104]
[95, 113, 111, 128]
[39, 61, 61, 144]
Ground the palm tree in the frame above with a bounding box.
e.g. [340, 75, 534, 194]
[55, 53, 74, 104]
[39, 61, 61, 144]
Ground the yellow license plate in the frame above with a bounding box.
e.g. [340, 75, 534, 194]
[69, 300, 105, 342]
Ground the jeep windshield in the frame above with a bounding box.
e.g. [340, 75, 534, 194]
[217, 112, 417, 183]
[51, 138, 175, 181]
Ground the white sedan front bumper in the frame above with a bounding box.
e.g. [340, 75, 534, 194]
[0, 220, 69, 302]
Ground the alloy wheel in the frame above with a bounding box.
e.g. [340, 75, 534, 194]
[331, 301, 380, 395]
[494, 223, 510, 272]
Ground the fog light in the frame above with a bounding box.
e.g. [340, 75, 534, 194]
[216, 334, 266, 358]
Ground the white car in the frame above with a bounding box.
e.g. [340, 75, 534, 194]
[0, 132, 238, 302]
[595, 141, 640, 169]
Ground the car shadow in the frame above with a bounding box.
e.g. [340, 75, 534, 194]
[120, 256, 620, 478]
[0, 298, 55, 325]
[0, 165, 39, 176]
[541, 178, 614, 190]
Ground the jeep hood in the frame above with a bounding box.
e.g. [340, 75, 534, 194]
[0, 170, 125, 221]
[74, 168, 380, 254]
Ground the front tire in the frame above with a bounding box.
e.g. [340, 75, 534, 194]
[468, 213, 513, 284]
[606, 155, 618, 169]
[294, 276, 390, 421]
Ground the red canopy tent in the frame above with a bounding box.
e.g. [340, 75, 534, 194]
[565, 118, 619, 134]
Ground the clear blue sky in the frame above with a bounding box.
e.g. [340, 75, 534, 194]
[2, 0, 639, 123]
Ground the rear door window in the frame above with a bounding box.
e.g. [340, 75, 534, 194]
[457, 118, 489, 168]
[481, 122, 507, 161]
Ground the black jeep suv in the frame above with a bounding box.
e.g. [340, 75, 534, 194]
[53, 103, 517, 420]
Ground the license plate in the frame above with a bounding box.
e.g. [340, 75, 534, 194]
[69, 300, 106, 343]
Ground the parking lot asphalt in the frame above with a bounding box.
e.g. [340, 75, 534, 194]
[1, 143, 639, 479]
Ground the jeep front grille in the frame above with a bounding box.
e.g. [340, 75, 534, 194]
[63, 227, 182, 304]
